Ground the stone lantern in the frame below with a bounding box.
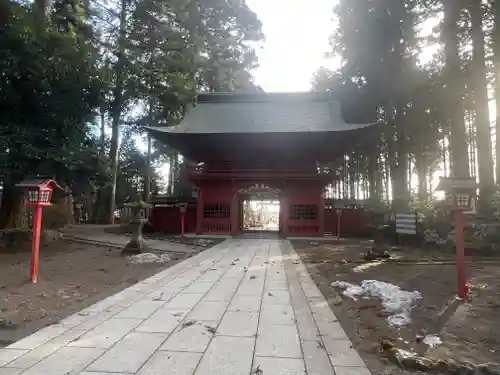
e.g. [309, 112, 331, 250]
[121, 200, 151, 255]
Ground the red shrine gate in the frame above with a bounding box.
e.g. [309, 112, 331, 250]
[147, 92, 377, 237]
[191, 166, 330, 236]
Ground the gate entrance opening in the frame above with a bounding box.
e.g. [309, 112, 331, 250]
[241, 199, 280, 232]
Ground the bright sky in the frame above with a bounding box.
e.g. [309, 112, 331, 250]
[246, 0, 338, 92]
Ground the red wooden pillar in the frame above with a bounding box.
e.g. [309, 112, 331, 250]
[196, 186, 204, 235]
[230, 189, 239, 236]
[318, 187, 325, 237]
[454, 209, 468, 298]
[281, 191, 289, 237]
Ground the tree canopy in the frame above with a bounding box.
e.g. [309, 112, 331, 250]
[0, 0, 264, 227]
[314, 0, 500, 215]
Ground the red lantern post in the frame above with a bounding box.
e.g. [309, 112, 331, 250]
[178, 203, 188, 243]
[16, 179, 57, 283]
[436, 178, 477, 299]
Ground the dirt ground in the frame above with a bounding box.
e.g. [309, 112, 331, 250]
[0, 240, 190, 346]
[292, 240, 500, 375]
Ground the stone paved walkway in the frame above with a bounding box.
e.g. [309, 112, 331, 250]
[0, 239, 370, 375]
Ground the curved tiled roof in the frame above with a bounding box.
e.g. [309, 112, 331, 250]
[145, 92, 376, 134]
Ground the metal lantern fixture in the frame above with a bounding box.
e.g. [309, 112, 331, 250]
[453, 193, 472, 210]
[177, 202, 188, 214]
[27, 185, 54, 206]
[438, 178, 477, 213]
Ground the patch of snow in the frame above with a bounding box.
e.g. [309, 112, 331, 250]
[194, 239, 214, 247]
[352, 261, 383, 272]
[126, 253, 171, 264]
[423, 334, 442, 348]
[331, 281, 365, 300]
[394, 348, 417, 367]
[331, 280, 422, 326]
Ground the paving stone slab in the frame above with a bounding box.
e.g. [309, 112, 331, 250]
[226, 294, 261, 312]
[265, 279, 289, 291]
[85, 332, 167, 373]
[187, 301, 228, 322]
[19, 347, 105, 375]
[203, 283, 239, 302]
[59, 311, 98, 329]
[294, 309, 320, 341]
[322, 338, 366, 367]
[115, 300, 165, 319]
[135, 309, 188, 333]
[165, 293, 205, 310]
[255, 324, 302, 359]
[302, 340, 335, 375]
[147, 286, 182, 302]
[316, 320, 350, 340]
[236, 280, 264, 296]
[309, 298, 339, 323]
[183, 281, 217, 294]
[6, 329, 88, 369]
[0, 349, 29, 367]
[6, 324, 69, 350]
[334, 366, 372, 375]
[252, 356, 306, 375]
[140, 350, 203, 375]
[71, 307, 125, 331]
[160, 321, 216, 353]
[217, 311, 259, 337]
[260, 304, 296, 325]
[194, 336, 254, 375]
[68, 318, 142, 349]
[0, 369, 24, 375]
[263, 290, 291, 305]
[196, 269, 226, 282]
[167, 278, 196, 289]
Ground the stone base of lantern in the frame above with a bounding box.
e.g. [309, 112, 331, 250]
[121, 218, 149, 256]
[121, 240, 150, 256]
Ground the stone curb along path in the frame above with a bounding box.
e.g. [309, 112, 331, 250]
[63, 234, 200, 256]
[0, 239, 371, 375]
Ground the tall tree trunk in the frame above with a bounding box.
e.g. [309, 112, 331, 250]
[368, 155, 377, 199]
[470, 0, 494, 212]
[349, 168, 355, 200]
[386, 103, 406, 208]
[145, 133, 152, 201]
[443, 0, 470, 178]
[89, 109, 107, 223]
[0, 181, 24, 229]
[168, 154, 175, 195]
[173, 153, 180, 193]
[394, 106, 409, 209]
[100, 109, 106, 155]
[493, 0, 500, 184]
[107, 0, 127, 223]
[415, 150, 427, 200]
[34, 0, 53, 23]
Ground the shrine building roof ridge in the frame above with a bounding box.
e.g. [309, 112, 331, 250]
[145, 91, 377, 135]
[195, 91, 332, 103]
